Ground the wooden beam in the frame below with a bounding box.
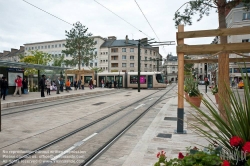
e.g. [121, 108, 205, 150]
[184, 58, 250, 64]
[177, 43, 250, 55]
[177, 26, 250, 39]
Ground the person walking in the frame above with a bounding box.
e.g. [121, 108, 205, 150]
[101, 79, 104, 88]
[22, 78, 28, 94]
[60, 78, 64, 92]
[45, 77, 51, 95]
[39, 75, 46, 97]
[93, 79, 96, 89]
[66, 79, 71, 92]
[56, 77, 60, 94]
[1, 76, 8, 100]
[78, 79, 81, 89]
[81, 79, 84, 90]
[74, 79, 78, 90]
[89, 78, 93, 90]
[13, 75, 22, 97]
[114, 80, 117, 88]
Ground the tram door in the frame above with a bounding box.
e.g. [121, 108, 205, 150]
[147, 75, 153, 88]
[115, 76, 123, 88]
[99, 76, 106, 87]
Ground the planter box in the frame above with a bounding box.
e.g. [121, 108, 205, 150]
[215, 93, 219, 104]
[185, 92, 189, 102]
[189, 96, 202, 107]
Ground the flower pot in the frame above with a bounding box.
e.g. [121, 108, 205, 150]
[215, 93, 219, 104]
[189, 96, 202, 107]
[185, 92, 189, 101]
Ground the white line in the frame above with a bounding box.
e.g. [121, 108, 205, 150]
[50, 133, 98, 161]
[82, 133, 98, 141]
[134, 104, 145, 110]
[51, 146, 75, 161]
[148, 98, 154, 100]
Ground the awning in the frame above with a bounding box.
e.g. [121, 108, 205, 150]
[0, 60, 71, 70]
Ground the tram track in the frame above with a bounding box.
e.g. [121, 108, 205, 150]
[1, 90, 125, 116]
[2, 88, 169, 166]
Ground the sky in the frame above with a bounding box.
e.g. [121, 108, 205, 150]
[0, 0, 218, 59]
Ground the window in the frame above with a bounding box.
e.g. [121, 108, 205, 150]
[55, 44, 57, 48]
[145, 50, 147, 54]
[101, 60, 102, 63]
[95, 51, 97, 55]
[101, 52, 102, 55]
[59, 44, 61, 47]
[32, 47, 34, 50]
[172, 67, 175, 70]
[130, 70, 134, 72]
[48, 45, 50, 49]
[200, 68, 202, 73]
[130, 56, 134, 60]
[106, 67, 108, 70]
[130, 75, 137, 84]
[243, 13, 250, 20]
[35, 46, 37, 49]
[145, 57, 147, 60]
[90, 63, 93, 67]
[130, 63, 134, 67]
[41, 46, 43, 49]
[106, 60, 108, 62]
[82, 63, 84, 67]
[94, 41, 97, 44]
[66, 54, 68, 57]
[25, 47, 28, 50]
[52, 45, 54, 48]
[242, 39, 250, 42]
[106, 52, 108, 54]
[150, 50, 152, 54]
[145, 64, 147, 67]
[122, 55, 126, 60]
[38, 46, 40, 49]
[111, 56, 118, 60]
[111, 48, 118, 52]
[122, 63, 126, 67]
[130, 48, 134, 52]
[45, 45, 47, 49]
[122, 48, 126, 52]
[29, 47, 31, 50]
[95, 62, 97, 66]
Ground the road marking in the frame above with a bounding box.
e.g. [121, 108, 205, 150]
[134, 104, 145, 110]
[50, 133, 98, 161]
[148, 98, 154, 100]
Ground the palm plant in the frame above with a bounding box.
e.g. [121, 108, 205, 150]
[189, 67, 250, 165]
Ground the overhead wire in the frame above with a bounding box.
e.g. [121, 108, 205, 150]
[93, 0, 152, 39]
[134, 0, 168, 56]
[22, 0, 73, 26]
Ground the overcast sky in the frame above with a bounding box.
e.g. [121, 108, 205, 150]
[0, 0, 218, 58]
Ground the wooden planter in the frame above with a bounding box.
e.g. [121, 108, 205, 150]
[215, 93, 219, 104]
[189, 96, 202, 107]
[185, 92, 189, 101]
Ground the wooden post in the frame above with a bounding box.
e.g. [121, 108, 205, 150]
[176, 25, 185, 134]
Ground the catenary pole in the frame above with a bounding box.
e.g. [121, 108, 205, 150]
[138, 39, 141, 92]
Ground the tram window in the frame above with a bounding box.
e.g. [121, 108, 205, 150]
[156, 74, 164, 83]
[140, 76, 146, 84]
[130, 76, 138, 84]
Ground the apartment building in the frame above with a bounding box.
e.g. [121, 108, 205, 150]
[163, 54, 178, 82]
[23, 36, 105, 69]
[99, 36, 162, 72]
[0, 46, 24, 62]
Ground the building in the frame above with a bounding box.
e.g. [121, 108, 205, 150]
[0, 46, 24, 62]
[163, 53, 178, 82]
[226, 3, 250, 84]
[99, 36, 162, 72]
[23, 36, 105, 69]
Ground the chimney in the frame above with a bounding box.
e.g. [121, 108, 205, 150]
[11, 48, 18, 53]
[108, 36, 117, 40]
[125, 35, 128, 44]
[20, 46, 25, 51]
[3, 51, 10, 56]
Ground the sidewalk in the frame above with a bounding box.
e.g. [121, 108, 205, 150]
[1, 87, 114, 108]
[122, 86, 215, 165]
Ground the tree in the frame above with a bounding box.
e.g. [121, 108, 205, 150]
[19, 50, 52, 75]
[51, 56, 64, 67]
[184, 56, 194, 75]
[174, 0, 250, 118]
[62, 22, 96, 71]
[90, 67, 103, 74]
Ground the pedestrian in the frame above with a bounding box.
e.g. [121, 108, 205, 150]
[78, 79, 81, 89]
[13, 75, 22, 97]
[81, 79, 84, 90]
[89, 78, 93, 89]
[93, 79, 96, 89]
[39, 75, 46, 97]
[60, 78, 64, 92]
[74, 79, 78, 90]
[56, 77, 60, 94]
[65, 79, 71, 92]
[114, 80, 117, 88]
[45, 77, 51, 95]
[1, 76, 8, 100]
[101, 79, 104, 88]
[22, 78, 28, 94]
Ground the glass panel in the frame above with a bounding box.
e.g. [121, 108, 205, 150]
[115, 76, 123, 87]
[148, 75, 153, 88]
[84, 76, 92, 84]
[130, 75, 138, 84]
[140, 75, 146, 84]
[99, 76, 106, 87]
[156, 74, 164, 83]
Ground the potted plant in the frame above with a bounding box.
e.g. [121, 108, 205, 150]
[184, 76, 193, 101]
[188, 79, 202, 107]
[211, 85, 219, 104]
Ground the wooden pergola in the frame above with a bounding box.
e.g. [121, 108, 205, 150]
[176, 25, 250, 133]
[65, 69, 94, 81]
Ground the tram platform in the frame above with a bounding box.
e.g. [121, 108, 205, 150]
[1, 87, 114, 108]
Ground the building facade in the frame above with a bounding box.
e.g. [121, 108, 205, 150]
[23, 36, 105, 70]
[163, 54, 178, 82]
[0, 46, 24, 62]
[99, 36, 162, 72]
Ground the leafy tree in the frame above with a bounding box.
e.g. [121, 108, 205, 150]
[62, 22, 96, 70]
[52, 56, 64, 67]
[19, 50, 52, 75]
[90, 67, 103, 74]
[174, 0, 250, 117]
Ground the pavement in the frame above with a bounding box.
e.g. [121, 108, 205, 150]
[0, 85, 219, 166]
[1, 87, 114, 108]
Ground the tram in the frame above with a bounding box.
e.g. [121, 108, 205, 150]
[96, 72, 166, 88]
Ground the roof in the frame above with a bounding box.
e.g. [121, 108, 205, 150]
[100, 39, 153, 48]
[0, 60, 71, 70]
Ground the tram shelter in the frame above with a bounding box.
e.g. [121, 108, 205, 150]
[65, 69, 95, 85]
[176, 25, 250, 133]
